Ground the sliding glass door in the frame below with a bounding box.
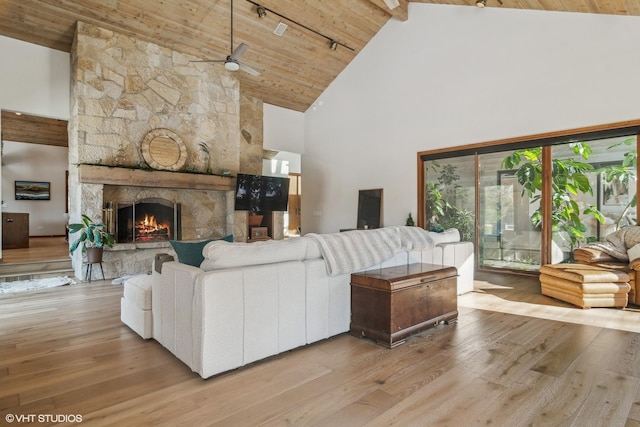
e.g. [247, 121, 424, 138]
[478, 149, 544, 271]
[419, 122, 639, 274]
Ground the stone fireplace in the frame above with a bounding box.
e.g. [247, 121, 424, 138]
[108, 198, 181, 243]
[68, 22, 264, 280]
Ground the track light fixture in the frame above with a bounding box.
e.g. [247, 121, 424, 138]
[246, 0, 354, 52]
[475, 0, 503, 7]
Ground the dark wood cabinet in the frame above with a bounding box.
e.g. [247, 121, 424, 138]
[350, 263, 458, 348]
[248, 226, 270, 243]
[2, 212, 30, 249]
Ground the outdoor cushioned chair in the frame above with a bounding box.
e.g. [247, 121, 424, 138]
[573, 247, 639, 306]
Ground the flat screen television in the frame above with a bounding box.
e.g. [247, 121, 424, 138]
[234, 173, 290, 212]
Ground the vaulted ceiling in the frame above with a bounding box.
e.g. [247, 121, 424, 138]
[1, 0, 639, 112]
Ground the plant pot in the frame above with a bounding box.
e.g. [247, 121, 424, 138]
[86, 247, 104, 264]
[248, 214, 264, 227]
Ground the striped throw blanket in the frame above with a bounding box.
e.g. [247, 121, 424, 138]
[307, 226, 435, 276]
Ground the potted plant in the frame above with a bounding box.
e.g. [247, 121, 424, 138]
[247, 175, 264, 226]
[68, 214, 115, 263]
[405, 213, 415, 226]
[248, 207, 264, 227]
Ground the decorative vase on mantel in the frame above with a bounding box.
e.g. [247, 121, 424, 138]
[248, 213, 264, 227]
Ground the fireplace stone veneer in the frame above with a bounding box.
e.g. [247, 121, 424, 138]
[67, 22, 263, 281]
[68, 182, 237, 281]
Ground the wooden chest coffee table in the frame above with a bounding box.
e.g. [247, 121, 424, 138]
[350, 263, 458, 348]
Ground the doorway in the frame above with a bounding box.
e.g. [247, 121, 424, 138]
[288, 173, 301, 235]
[0, 110, 69, 264]
[262, 150, 302, 238]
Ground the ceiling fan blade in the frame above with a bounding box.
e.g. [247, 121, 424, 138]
[230, 43, 249, 60]
[239, 62, 260, 76]
[189, 0, 260, 75]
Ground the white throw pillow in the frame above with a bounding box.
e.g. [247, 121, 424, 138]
[628, 243, 640, 263]
[427, 228, 460, 245]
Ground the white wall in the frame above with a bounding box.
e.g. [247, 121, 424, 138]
[0, 35, 70, 118]
[264, 103, 304, 154]
[302, 4, 640, 234]
[0, 35, 70, 248]
[262, 151, 301, 176]
[2, 141, 68, 236]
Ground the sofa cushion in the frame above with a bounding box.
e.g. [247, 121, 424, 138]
[574, 247, 617, 264]
[200, 238, 307, 271]
[540, 263, 629, 283]
[170, 235, 233, 267]
[428, 228, 460, 245]
[123, 274, 153, 310]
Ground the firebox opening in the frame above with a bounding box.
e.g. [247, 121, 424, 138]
[114, 198, 181, 243]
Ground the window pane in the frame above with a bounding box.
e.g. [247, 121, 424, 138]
[478, 150, 542, 271]
[423, 156, 475, 242]
[552, 136, 637, 260]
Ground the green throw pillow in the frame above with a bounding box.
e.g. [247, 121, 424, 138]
[169, 235, 233, 267]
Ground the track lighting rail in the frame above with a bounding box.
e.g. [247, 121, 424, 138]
[246, 0, 355, 51]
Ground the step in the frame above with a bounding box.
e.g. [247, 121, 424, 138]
[0, 258, 75, 282]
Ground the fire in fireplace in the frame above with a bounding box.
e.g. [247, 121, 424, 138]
[136, 213, 170, 240]
[111, 198, 181, 243]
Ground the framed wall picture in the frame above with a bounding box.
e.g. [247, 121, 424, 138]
[15, 180, 50, 200]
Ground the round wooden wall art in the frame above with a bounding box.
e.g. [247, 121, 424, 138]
[141, 128, 187, 171]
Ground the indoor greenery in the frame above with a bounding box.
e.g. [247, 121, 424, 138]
[405, 213, 415, 226]
[68, 214, 115, 255]
[425, 162, 474, 241]
[501, 139, 637, 253]
[599, 137, 637, 230]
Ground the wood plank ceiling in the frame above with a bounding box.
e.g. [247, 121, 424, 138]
[0, 0, 639, 113]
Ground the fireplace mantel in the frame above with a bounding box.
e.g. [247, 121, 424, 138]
[77, 164, 236, 191]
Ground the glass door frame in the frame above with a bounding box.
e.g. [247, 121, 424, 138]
[417, 119, 640, 275]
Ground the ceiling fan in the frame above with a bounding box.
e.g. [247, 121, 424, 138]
[192, 0, 260, 76]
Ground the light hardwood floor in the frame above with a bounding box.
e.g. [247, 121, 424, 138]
[2, 272, 640, 426]
[0, 237, 69, 264]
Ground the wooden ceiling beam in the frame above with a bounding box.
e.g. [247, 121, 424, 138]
[1, 111, 68, 147]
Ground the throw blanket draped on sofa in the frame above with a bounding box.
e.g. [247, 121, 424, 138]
[307, 226, 436, 275]
[581, 226, 640, 262]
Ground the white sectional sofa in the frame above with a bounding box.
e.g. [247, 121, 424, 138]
[146, 226, 474, 379]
